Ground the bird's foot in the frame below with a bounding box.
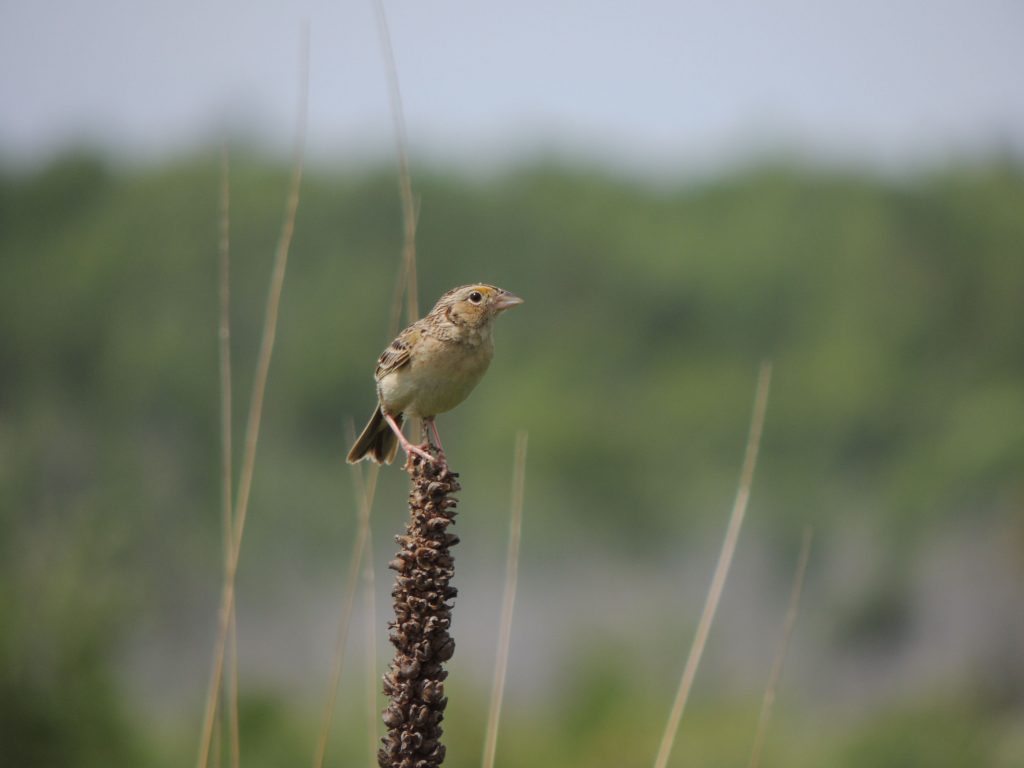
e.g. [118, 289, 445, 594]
[423, 418, 447, 457]
[401, 440, 435, 468]
[404, 443, 450, 473]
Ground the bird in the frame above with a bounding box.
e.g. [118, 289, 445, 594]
[347, 283, 523, 466]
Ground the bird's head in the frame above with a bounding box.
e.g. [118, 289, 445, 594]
[434, 284, 523, 329]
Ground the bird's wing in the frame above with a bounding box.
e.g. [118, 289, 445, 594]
[375, 325, 419, 380]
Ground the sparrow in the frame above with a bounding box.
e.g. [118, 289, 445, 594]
[347, 284, 523, 465]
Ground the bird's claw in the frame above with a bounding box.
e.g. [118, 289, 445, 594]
[402, 441, 444, 471]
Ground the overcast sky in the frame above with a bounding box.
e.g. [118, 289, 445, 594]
[2, 1, 1022, 172]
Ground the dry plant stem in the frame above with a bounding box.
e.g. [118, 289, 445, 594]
[374, 0, 419, 326]
[313, 453, 380, 768]
[387, 199, 421, 340]
[375, 0, 421, 444]
[379, 451, 461, 768]
[225, 618, 239, 768]
[315, 61, 419, 756]
[653, 361, 773, 768]
[378, 16, 422, 741]
[385, 199, 421, 443]
[217, 145, 241, 768]
[354, 456, 382, 768]
[747, 526, 813, 768]
[481, 432, 528, 768]
[217, 146, 233, 601]
[196, 28, 309, 768]
[342, 10, 428, 765]
[362, 493, 380, 766]
[212, 713, 221, 768]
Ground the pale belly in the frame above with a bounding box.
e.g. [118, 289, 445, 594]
[378, 341, 493, 418]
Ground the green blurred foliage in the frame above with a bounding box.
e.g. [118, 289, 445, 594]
[835, 699, 1012, 768]
[1, 150, 1022, 764]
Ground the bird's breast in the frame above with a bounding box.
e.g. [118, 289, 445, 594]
[379, 337, 494, 418]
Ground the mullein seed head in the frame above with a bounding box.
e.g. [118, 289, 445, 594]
[378, 455, 461, 768]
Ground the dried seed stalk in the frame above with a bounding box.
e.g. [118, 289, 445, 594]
[378, 454, 461, 768]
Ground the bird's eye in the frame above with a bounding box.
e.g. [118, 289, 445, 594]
[468, 291, 483, 304]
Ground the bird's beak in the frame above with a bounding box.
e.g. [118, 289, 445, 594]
[493, 291, 524, 312]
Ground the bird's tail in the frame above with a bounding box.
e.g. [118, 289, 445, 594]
[347, 405, 401, 464]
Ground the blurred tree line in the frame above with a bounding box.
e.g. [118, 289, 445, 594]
[0, 151, 1021, 765]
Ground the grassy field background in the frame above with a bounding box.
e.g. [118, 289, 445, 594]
[1, 151, 1022, 766]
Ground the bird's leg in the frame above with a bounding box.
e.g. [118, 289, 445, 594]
[423, 417, 447, 464]
[383, 411, 434, 465]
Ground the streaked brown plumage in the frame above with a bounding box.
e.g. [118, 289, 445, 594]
[347, 284, 523, 465]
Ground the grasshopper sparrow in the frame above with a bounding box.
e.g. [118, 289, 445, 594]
[347, 284, 523, 465]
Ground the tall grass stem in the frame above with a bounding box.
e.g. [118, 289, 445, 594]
[313, 447, 379, 768]
[482, 431, 528, 768]
[653, 361, 773, 768]
[747, 526, 813, 768]
[373, 0, 418, 327]
[196, 26, 309, 768]
[216, 144, 241, 768]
